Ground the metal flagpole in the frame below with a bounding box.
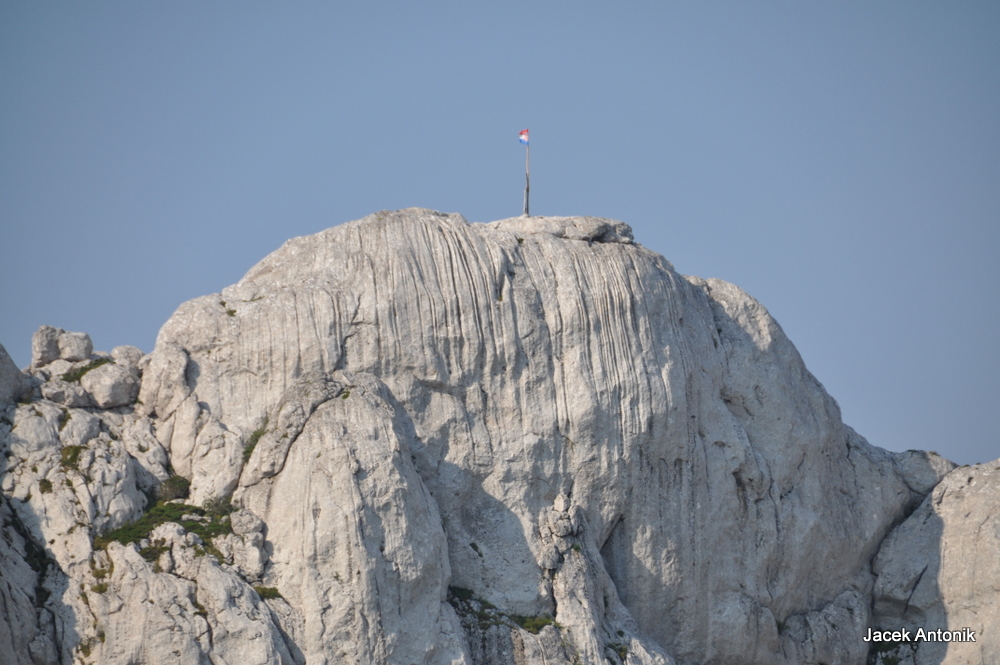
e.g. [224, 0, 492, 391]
[519, 129, 530, 216]
[524, 142, 530, 217]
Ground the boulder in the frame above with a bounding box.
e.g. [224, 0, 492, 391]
[30, 325, 62, 367]
[57, 331, 92, 361]
[80, 361, 140, 408]
[40, 379, 94, 407]
[111, 345, 145, 368]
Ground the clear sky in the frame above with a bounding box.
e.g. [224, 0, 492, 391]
[2, 2, 997, 465]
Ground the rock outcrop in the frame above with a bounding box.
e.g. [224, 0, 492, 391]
[870, 461, 1000, 664]
[0, 208, 990, 665]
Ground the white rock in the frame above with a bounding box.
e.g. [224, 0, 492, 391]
[40, 379, 93, 407]
[118, 415, 171, 486]
[57, 331, 93, 361]
[80, 361, 140, 408]
[0, 343, 29, 406]
[111, 344, 145, 368]
[30, 325, 63, 367]
[0, 495, 59, 665]
[133, 209, 944, 663]
[230, 507, 264, 535]
[187, 416, 243, 505]
[235, 371, 468, 664]
[9, 209, 983, 665]
[58, 408, 101, 448]
[136, 342, 191, 419]
[872, 460, 1000, 665]
[485, 215, 634, 244]
[7, 402, 62, 455]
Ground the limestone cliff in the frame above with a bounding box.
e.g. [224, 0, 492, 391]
[0, 208, 993, 665]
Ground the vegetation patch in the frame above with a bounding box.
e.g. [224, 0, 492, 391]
[61, 445, 85, 471]
[511, 613, 556, 634]
[203, 495, 233, 518]
[244, 419, 268, 463]
[94, 502, 233, 553]
[61, 358, 112, 383]
[254, 586, 282, 600]
[58, 410, 71, 431]
[157, 475, 190, 501]
[38, 478, 52, 494]
[448, 587, 560, 635]
[139, 538, 169, 562]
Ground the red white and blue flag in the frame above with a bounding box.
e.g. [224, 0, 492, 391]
[519, 129, 529, 145]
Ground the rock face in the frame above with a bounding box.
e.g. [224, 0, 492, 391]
[0, 208, 989, 665]
[870, 461, 1000, 665]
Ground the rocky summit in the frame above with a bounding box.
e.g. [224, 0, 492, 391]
[1, 208, 996, 665]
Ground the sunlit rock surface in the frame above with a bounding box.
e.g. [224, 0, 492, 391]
[0, 208, 977, 665]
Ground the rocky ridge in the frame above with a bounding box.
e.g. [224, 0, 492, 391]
[0, 208, 995, 665]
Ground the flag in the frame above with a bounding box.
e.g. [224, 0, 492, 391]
[519, 129, 529, 145]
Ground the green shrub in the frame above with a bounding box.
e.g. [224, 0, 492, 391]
[95, 502, 233, 552]
[60, 445, 84, 471]
[244, 419, 267, 462]
[38, 478, 52, 494]
[254, 586, 281, 599]
[91, 583, 108, 594]
[511, 614, 556, 634]
[61, 358, 111, 383]
[157, 475, 190, 501]
[203, 495, 233, 518]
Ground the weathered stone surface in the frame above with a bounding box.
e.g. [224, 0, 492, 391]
[485, 215, 634, 244]
[0, 494, 59, 665]
[133, 208, 953, 663]
[40, 378, 93, 407]
[80, 360, 140, 408]
[30, 325, 62, 367]
[81, 535, 296, 665]
[0, 343, 30, 407]
[111, 344, 145, 368]
[2, 209, 988, 665]
[136, 341, 190, 419]
[236, 371, 469, 664]
[57, 330, 92, 361]
[871, 460, 1000, 665]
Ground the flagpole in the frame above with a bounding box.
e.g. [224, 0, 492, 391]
[523, 142, 530, 217]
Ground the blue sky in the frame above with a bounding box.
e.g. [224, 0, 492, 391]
[2, 2, 997, 465]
